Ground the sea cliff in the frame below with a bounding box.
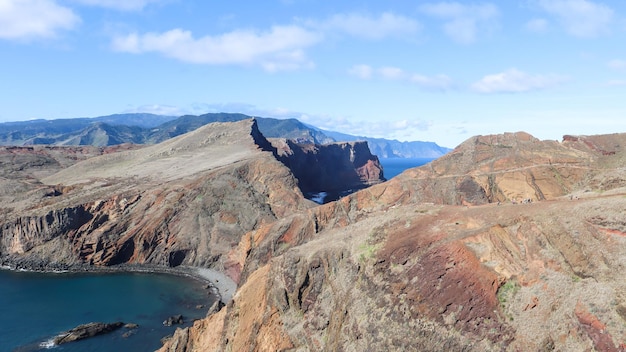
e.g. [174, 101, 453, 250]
[1, 123, 625, 351]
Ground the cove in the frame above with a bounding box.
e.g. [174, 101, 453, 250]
[0, 269, 217, 352]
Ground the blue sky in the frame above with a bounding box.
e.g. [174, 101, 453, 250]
[1, 0, 626, 148]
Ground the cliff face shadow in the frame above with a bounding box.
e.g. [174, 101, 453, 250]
[270, 139, 385, 203]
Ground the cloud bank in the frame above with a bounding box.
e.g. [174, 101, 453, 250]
[70, 0, 161, 11]
[111, 12, 420, 71]
[112, 26, 321, 72]
[419, 2, 499, 44]
[471, 69, 567, 93]
[348, 64, 454, 90]
[0, 0, 80, 40]
[310, 12, 421, 40]
[536, 0, 613, 37]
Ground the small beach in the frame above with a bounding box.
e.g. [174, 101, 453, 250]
[193, 267, 237, 303]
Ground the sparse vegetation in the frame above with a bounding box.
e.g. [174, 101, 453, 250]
[497, 280, 519, 305]
[497, 280, 520, 322]
[358, 243, 378, 262]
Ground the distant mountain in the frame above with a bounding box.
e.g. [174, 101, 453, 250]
[320, 130, 451, 158]
[255, 118, 335, 144]
[55, 123, 147, 146]
[0, 113, 176, 145]
[145, 113, 334, 144]
[0, 113, 450, 157]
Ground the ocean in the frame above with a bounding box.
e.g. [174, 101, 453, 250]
[380, 157, 436, 179]
[0, 270, 216, 352]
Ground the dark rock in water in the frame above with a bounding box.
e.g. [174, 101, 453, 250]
[163, 314, 184, 326]
[124, 323, 139, 329]
[53, 322, 124, 344]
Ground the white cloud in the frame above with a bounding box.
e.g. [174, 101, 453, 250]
[391, 119, 432, 131]
[187, 102, 271, 117]
[378, 66, 405, 80]
[122, 104, 186, 116]
[349, 64, 454, 91]
[607, 59, 626, 71]
[471, 68, 567, 93]
[316, 12, 421, 40]
[525, 18, 549, 32]
[536, 0, 613, 37]
[70, 0, 160, 11]
[0, 0, 80, 40]
[112, 26, 321, 71]
[419, 2, 499, 44]
[298, 113, 433, 139]
[410, 74, 454, 90]
[348, 64, 373, 79]
[607, 80, 626, 86]
[111, 11, 420, 70]
[348, 118, 433, 139]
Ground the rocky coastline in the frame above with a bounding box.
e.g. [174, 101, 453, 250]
[0, 260, 234, 304]
[53, 322, 126, 345]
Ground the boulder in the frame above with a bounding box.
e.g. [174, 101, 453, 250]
[163, 315, 184, 326]
[53, 322, 124, 345]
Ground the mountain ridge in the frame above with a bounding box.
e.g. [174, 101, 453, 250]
[0, 113, 450, 157]
[159, 129, 626, 351]
[2, 125, 624, 350]
[320, 128, 451, 158]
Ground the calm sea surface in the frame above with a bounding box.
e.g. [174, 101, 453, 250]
[380, 157, 436, 179]
[0, 270, 216, 352]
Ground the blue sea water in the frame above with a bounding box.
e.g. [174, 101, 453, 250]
[0, 270, 216, 352]
[380, 157, 436, 179]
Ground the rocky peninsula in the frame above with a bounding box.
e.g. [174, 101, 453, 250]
[1, 121, 625, 351]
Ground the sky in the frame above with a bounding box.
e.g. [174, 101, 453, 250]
[1, 0, 626, 148]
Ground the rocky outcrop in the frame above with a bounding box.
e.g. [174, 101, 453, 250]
[53, 322, 124, 344]
[1, 206, 92, 256]
[3, 119, 390, 274]
[163, 183, 626, 352]
[161, 131, 626, 352]
[350, 131, 619, 206]
[0, 119, 313, 272]
[163, 315, 184, 326]
[270, 138, 385, 197]
[3, 126, 626, 351]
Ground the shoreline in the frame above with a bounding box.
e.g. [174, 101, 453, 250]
[0, 262, 236, 304]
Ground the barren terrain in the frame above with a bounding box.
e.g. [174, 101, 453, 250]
[0, 122, 624, 351]
[161, 131, 626, 351]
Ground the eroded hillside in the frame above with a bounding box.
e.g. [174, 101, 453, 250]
[0, 120, 313, 271]
[1, 126, 624, 351]
[161, 131, 626, 352]
[0, 118, 385, 273]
